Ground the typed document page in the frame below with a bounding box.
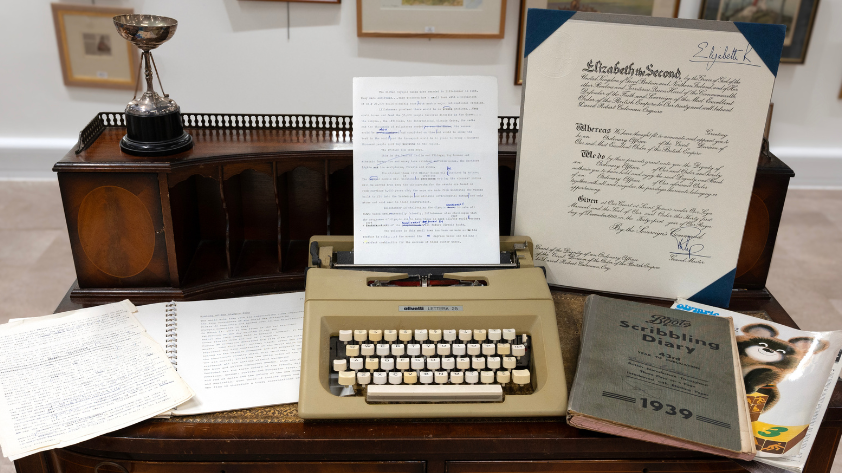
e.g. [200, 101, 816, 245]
[0, 301, 192, 460]
[514, 16, 780, 303]
[353, 76, 500, 265]
[168, 292, 305, 416]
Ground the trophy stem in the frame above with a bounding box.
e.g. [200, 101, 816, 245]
[143, 51, 155, 96]
[148, 52, 168, 98]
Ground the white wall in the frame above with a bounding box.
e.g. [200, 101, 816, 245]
[2, 0, 841, 185]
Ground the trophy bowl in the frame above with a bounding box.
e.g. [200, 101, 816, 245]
[113, 14, 178, 51]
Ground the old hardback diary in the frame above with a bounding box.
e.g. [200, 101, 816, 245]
[567, 295, 755, 460]
[297, 235, 567, 419]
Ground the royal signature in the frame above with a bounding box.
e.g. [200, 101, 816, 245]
[690, 41, 762, 70]
[670, 226, 710, 259]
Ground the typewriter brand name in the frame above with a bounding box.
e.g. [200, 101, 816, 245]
[399, 305, 463, 312]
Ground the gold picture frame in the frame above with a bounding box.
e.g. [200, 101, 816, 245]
[357, 0, 507, 38]
[515, 0, 681, 85]
[51, 3, 139, 90]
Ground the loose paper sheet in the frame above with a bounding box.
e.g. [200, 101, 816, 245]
[136, 293, 305, 416]
[0, 301, 193, 460]
[514, 17, 778, 302]
[353, 76, 500, 265]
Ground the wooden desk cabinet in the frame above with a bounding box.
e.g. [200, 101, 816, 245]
[54, 112, 790, 305]
[18, 113, 835, 473]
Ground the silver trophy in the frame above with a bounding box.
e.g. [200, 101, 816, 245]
[113, 14, 192, 156]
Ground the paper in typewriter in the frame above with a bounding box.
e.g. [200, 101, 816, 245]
[353, 76, 500, 265]
[513, 12, 785, 307]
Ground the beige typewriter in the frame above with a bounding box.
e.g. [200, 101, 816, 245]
[298, 235, 567, 419]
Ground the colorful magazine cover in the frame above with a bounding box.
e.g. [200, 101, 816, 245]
[671, 300, 842, 472]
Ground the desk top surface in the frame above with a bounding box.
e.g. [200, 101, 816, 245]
[54, 287, 841, 463]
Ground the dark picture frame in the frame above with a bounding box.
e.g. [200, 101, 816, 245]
[515, 0, 681, 85]
[699, 0, 820, 64]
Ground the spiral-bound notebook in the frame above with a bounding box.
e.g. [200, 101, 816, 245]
[135, 293, 305, 416]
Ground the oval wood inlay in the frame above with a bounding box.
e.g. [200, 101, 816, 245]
[78, 186, 156, 278]
[736, 193, 770, 278]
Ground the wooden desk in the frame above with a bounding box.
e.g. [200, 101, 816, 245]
[14, 287, 841, 473]
[24, 112, 825, 473]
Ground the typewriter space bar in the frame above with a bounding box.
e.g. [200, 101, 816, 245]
[366, 385, 503, 403]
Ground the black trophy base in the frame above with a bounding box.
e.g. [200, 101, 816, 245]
[120, 133, 193, 157]
[120, 111, 193, 157]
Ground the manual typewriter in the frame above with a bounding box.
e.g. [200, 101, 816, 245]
[297, 236, 567, 419]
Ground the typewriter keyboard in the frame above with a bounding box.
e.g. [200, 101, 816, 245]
[328, 329, 533, 403]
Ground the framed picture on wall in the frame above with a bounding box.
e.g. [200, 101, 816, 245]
[51, 3, 139, 89]
[239, 0, 340, 3]
[514, 0, 681, 85]
[699, 0, 819, 63]
[357, 0, 507, 38]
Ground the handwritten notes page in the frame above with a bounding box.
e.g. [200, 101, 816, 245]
[353, 76, 500, 264]
[514, 17, 779, 302]
[136, 293, 305, 416]
[0, 301, 192, 460]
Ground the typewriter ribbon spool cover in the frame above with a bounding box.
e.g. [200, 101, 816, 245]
[298, 248, 567, 419]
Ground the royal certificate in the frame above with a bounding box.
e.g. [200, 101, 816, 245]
[513, 12, 785, 307]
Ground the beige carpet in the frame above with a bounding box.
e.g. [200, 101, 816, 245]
[0, 182, 839, 472]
